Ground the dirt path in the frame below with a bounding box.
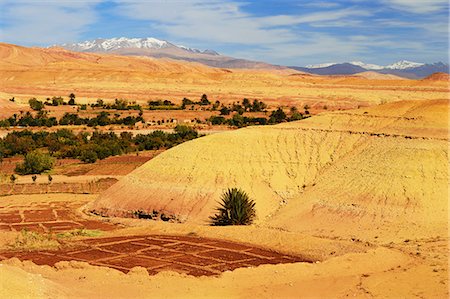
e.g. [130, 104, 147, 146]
[0, 196, 309, 277]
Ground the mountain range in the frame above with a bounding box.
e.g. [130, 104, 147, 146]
[291, 61, 449, 79]
[57, 37, 449, 79]
[57, 37, 285, 70]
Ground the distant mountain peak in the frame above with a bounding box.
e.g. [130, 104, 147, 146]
[55, 37, 281, 70]
[304, 62, 337, 69]
[58, 37, 222, 56]
[177, 45, 219, 55]
[349, 61, 384, 70]
[385, 60, 425, 70]
[292, 60, 448, 79]
[304, 60, 424, 70]
[60, 37, 171, 51]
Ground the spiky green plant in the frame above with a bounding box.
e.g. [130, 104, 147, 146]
[210, 188, 256, 226]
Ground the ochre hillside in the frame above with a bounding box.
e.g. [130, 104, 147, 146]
[92, 99, 448, 242]
[0, 43, 447, 108]
[422, 72, 450, 82]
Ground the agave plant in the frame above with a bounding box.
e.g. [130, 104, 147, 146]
[210, 188, 256, 226]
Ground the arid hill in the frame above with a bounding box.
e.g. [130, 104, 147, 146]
[0, 43, 447, 109]
[353, 71, 405, 80]
[422, 72, 450, 82]
[92, 99, 448, 242]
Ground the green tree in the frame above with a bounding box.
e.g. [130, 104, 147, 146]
[230, 113, 244, 127]
[174, 125, 198, 139]
[15, 150, 55, 175]
[220, 106, 230, 115]
[79, 149, 98, 163]
[242, 98, 251, 111]
[269, 107, 287, 124]
[210, 188, 256, 226]
[28, 98, 44, 111]
[199, 94, 211, 105]
[68, 93, 76, 105]
[251, 99, 267, 112]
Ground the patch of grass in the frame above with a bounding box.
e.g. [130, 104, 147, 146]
[8, 228, 103, 251]
[56, 228, 102, 239]
[9, 229, 60, 251]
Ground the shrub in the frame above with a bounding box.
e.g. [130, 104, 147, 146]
[210, 188, 256, 226]
[28, 98, 44, 111]
[269, 107, 287, 124]
[174, 125, 198, 139]
[79, 149, 98, 163]
[15, 151, 54, 175]
[220, 106, 231, 115]
[68, 93, 76, 105]
[209, 115, 226, 125]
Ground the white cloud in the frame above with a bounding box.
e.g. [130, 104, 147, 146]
[0, 0, 101, 45]
[113, 1, 370, 45]
[111, 0, 447, 65]
[383, 0, 448, 13]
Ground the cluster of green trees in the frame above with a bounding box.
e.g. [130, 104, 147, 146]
[181, 94, 212, 109]
[90, 98, 142, 110]
[208, 107, 305, 128]
[30, 94, 77, 110]
[28, 98, 45, 111]
[148, 100, 180, 110]
[0, 111, 144, 128]
[15, 151, 55, 175]
[0, 126, 200, 169]
[0, 111, 58, 128]
[219, 99, 268, 116]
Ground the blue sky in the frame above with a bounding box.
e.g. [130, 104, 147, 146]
[0, 0, 448, 66]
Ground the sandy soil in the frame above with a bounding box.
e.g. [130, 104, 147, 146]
[0, 217, 447, 299]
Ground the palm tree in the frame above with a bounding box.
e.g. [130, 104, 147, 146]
[210, 188, 256, 226]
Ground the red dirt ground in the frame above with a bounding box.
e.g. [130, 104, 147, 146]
[0, 235, 310, 277]
[0, 199, 311, 276]
[0, 199, 116, 232]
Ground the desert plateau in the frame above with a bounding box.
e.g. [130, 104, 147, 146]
[0, 1, 449, 298]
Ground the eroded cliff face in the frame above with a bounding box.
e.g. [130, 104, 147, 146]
[91, 100, 448, 241]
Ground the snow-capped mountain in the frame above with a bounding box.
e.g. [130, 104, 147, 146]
[59, 37, 220, 56]
[305, 62, 337, 69]
[291, 60, 448, 79]
[56, 37, 285, 70]
[384, 60, 425, 70]
[307, 61, 384, 70]
[304, 60, 423, 70]
[349, 61, 384, 70]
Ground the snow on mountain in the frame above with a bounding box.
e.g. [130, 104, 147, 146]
[305, 62, 338, 69]
[177, 45, 202, 53]
[349, 61, 384, 70]
[304, 60, 425, 70]
[177, 45, 219, 55]
[59, 37, 222, 56]
[61, 37, 171, 52]
[385, 60, 425, 70]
